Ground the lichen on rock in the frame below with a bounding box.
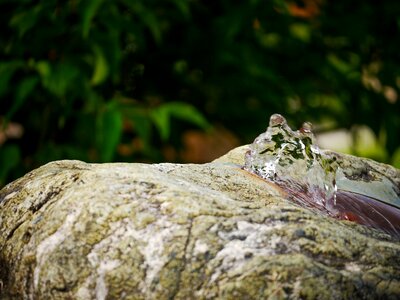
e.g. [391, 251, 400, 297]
[1, 129, 400, 298]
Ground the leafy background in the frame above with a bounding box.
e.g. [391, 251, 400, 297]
[1, 0, 400, 187]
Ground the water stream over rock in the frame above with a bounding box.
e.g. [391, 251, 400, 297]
[244, 114, 400, 237]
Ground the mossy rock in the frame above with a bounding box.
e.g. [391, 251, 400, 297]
[0, 146, 400, 299]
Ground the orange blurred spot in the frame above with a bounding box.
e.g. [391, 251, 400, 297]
[117, 144, 133, 157]
[181, 127, 240, 163]
[117, 138, 144, 157]
[253, 18, 261, 30]
[287, 0, 322, 19]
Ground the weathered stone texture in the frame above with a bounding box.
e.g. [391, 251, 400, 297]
[0, 146, 399, 299]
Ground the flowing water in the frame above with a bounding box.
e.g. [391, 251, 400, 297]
[244, 114, 400, 238]
[244, 114, 339, 215]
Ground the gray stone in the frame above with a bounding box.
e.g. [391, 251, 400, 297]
[0, 146, 400, 299]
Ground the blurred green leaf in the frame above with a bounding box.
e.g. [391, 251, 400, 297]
[6, 76, 39, 121]
[91, 45, 109, 86]
[392, 147, 400, 168]
[171, 0, 190, 18]
[0, 61, 24, 97]
[0, 144, 21, 185]
[167, 102, 210, 129]
[124, 107, 152, 144]
[173, 60, 188, 74]
[327, 54, 352, 74]
[151, 102, 210, 141]
[150, 105, 169, 141]
[81, 0, 105, 38]
[124, 1, 162, 44]
[97, 102, 123, 162]
[289, 23, 311, 43]
[258, 33, 281, 49]
[36, 62, 79, 97]
[9, 6, 41, 37]
[35, 61, 51, 78]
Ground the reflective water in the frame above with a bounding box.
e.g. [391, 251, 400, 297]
[244, 114, 400, 238]
[244, 114, 338, 215]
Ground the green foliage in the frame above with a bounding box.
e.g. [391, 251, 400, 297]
[151, 102, 210, 141]
[1, 0, 400, 186]
[0, 144, 20, 185]
[96, 101, 123, 162]
[0, 0, 208, 185]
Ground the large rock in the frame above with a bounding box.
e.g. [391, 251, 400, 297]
[0, 146, 400, 299]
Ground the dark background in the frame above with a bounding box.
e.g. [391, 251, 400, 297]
[1, 0, 400, 187]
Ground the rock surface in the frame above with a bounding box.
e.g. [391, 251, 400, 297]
[1, 146, 400, 299]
